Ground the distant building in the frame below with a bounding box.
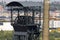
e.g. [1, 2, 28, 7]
[0, 1, 60, 29]
[0, 5, 3, 12]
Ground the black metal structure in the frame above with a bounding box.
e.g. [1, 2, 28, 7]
[6, 1, 41, 40]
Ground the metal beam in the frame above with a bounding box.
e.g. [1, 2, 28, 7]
[43, 0, 50, 40]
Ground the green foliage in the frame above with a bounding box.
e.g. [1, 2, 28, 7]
[0, 31, 13, 40]
[50, 35, 55, 40]
[0, 31, 60, 40]
[49, 31, 60, 40]
[57, 38, 60, 40]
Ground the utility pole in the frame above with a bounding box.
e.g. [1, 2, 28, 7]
[43, 0, 50, 40]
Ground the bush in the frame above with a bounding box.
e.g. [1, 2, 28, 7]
[50, 36, 55, 40]
[0, 31, 13, 40]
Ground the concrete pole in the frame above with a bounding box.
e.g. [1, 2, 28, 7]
[43, 0, 50, 40]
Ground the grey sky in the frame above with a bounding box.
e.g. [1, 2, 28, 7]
[1, 0, 43, 2]
[0, 0, 60, 3]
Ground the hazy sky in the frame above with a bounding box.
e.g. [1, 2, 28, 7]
[1, 0, 60, 2]
[1, 0, 43, 2]
[0, 0, 60, 3]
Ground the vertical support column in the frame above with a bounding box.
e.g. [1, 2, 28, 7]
[38, 7, 41, 40]
[43, 0, 49, 40]
[26, 34, 28, 40]
[32, 10, 35, 24]
[24, 8, 28, 24]
[18, 10, 19, 20]
[11, 7, 13, 25]
[24, 7, 28, 16]
[24, 9, 27, 24]
[39, 6, 41, 27]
